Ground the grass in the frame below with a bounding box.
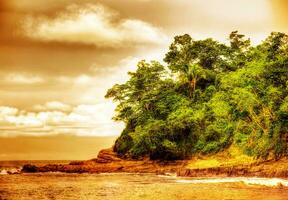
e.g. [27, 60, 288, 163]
[186, 146, 255, 169]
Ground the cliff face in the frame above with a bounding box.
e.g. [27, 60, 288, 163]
[21, 148, 288, 178]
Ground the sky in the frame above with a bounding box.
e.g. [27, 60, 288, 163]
[0, 0, 287, 139]
[0, 135, 116, 160]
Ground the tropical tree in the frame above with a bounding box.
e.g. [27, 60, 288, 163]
[105, 32, 288, 160]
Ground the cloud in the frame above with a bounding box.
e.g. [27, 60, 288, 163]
[4, 73, 44, 84]
[22, 3, 167, 47]
[74, 74, 93, 85]
[0, 106, 19, 116]
[0, 102, 124, 137]
[33, 101, 72, 112]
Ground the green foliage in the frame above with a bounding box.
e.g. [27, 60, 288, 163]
[106, 31, 288, 160]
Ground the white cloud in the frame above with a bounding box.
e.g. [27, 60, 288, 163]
[0, 55, 165, 137]
[33, 101, 72, 112]
[0, 102, 124, 137]
[5, 73, 43, 84]
[22, 4, 167, 47]
[0, 106, 19, 116]
[74, 75, 93, 85]
[6, 112, 43, 127]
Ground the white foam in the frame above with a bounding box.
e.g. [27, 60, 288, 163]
[243, 178, 288, 187]
[157, 173, 177, 178]
[0, 169, 8, 175]
[175, 177, 288, 187]
[0, 168, 21, 175]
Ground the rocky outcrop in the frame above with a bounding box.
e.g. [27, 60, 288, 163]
[90, 148, 122, 163]
[22, 164, 38, 173]
[21, 148, 186, 174]
[21, 148, 288, 178]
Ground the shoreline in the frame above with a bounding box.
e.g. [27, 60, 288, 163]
[18, 148, 288, 178]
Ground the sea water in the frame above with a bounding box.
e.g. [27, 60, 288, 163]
[1, 172, 288, 200]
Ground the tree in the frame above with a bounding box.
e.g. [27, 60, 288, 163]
[106, 32, 288, 160]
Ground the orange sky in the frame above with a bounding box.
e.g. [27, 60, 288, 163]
[0, 0, 287, 138]
[0, 135, 116, 160]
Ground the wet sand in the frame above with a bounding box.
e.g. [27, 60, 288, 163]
[1, 173, 288, 200]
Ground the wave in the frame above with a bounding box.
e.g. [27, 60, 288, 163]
[0, 169, 8, 175]
[0, 168, 21, 175]
[175, 177, 288, 187]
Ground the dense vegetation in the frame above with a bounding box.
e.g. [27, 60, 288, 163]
[105, 32, 288, 160]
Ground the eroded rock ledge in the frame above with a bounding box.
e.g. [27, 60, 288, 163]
[22, 148, 186, 174]
[21, 148, 288, 178]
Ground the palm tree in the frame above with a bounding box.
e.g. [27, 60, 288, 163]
[179, 64, 206, 98]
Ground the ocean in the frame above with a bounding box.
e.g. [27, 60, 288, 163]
[1, 161, 288, 200]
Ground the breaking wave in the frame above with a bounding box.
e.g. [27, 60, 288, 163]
[175, 177, 288, 187]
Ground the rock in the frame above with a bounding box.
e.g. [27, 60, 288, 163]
[7, 168, 21, 174]
[69, 161, 85, 165]
[92, 148, 122, 163]
[20, 148, 288, 178]
[22, 164, 38, 173]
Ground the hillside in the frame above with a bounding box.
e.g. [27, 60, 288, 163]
[105, 31, 288, 161]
